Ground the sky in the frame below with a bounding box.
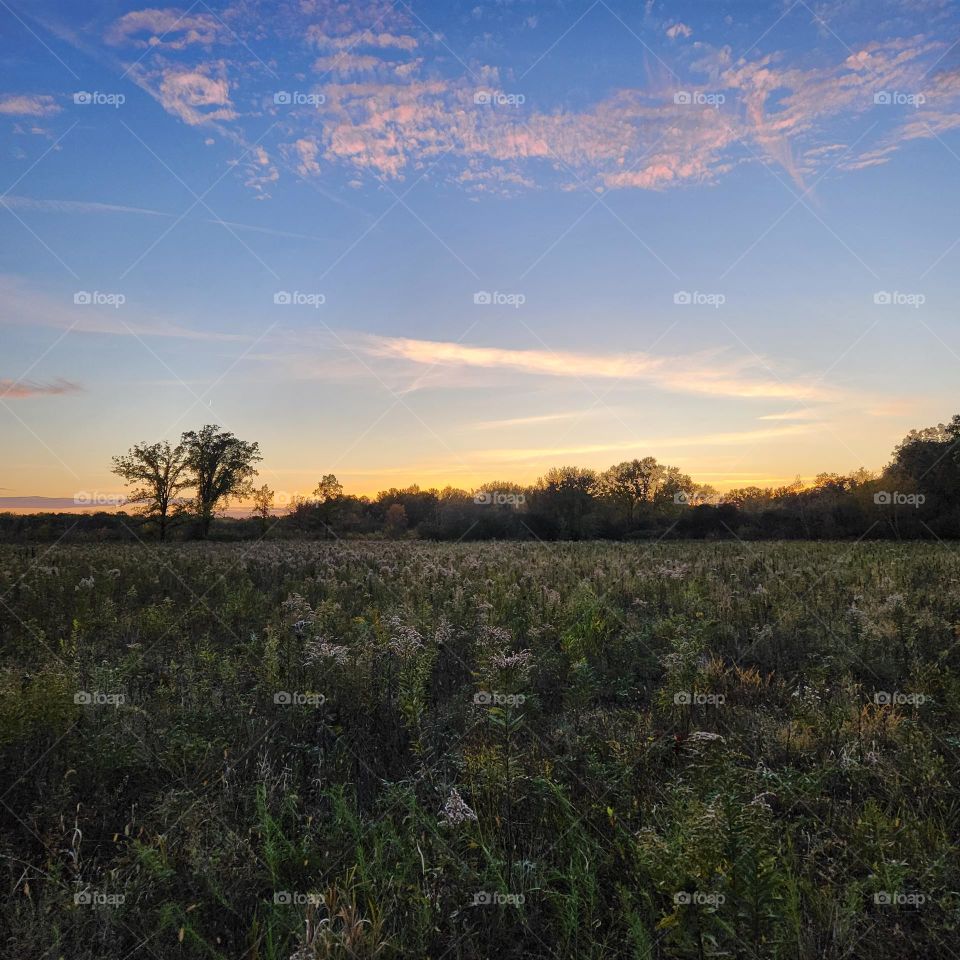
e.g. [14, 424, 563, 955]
[1, 0, 959, 509]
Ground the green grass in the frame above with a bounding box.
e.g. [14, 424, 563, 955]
[2, 540, 959, 958]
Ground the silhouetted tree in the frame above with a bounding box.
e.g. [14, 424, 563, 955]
[384, 503, 408, 537]
[251, 484, 274, 533]
[533, 467, 597, 538]
[180, 424, 261, 538]
[111, 440, 189, 541]
[313, 474, 343, 502]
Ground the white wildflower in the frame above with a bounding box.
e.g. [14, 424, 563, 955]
[440, 787, 477, 826]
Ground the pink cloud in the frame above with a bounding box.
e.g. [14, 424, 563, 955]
[307, 28, 418, 51]
[289, 137, 321, 176]
[0, 94, 60, 117]
[134, 61, 236, 126]
[0, 378, 80, 399]
[106, 7, 232, 49]
[102, 4, 960, 196]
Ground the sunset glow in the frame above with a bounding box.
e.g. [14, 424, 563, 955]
[2, 0, 958, 506]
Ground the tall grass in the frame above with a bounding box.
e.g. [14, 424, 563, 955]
[1, 541, 958, 957]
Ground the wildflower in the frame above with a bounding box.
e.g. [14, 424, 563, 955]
[480, 625, 513, 649]
[281, 593, 314, 630]
[687, 731, 724, 744]
[491, 648, 533, 674]
[440, 788, 477, 826]
[303, 636, 350, 666]
[387, 617, 424, 657]
[657, 561, 690, 580]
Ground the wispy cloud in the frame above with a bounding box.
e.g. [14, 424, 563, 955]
[472, 425, 816, 464]
[0, 276, 250, 342]
[363, 335, 843, 402]
[758, 409, 824, 421]
[129, 61, 236, 127]
[105, 8, 234, 49]
[0, 94, 60, 117]
[82, 2, 960, 197]
[473, 409, 611, 429]
[0, 195, 328, 240]
[0, 378, 79, 399]
[1, 196, 168, 217]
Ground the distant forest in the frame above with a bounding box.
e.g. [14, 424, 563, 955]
[3, 415, 959, 543]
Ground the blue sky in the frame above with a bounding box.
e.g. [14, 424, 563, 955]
[2, 0, 959, 504]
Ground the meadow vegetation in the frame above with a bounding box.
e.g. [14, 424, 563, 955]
[2, 539, 959, 957]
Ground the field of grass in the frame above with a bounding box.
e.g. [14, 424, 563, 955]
[2, 540, 960, 958]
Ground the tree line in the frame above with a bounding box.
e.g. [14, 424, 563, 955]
[2, 416, 959, 542]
